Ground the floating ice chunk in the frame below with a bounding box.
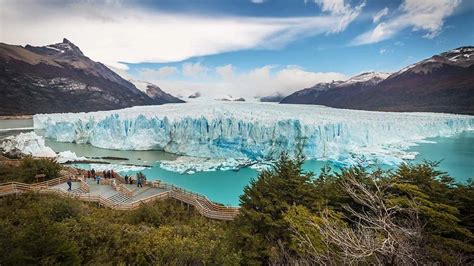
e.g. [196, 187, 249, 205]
[0, 132, 56, 157]
[160, 156, 253, 174]
[56, 150, 88, 163]
[75, 163, 149, 173]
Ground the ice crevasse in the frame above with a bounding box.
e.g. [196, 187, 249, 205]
[33, 102, 474, 166]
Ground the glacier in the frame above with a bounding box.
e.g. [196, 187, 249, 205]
[33, 102, 474, 167]
[0, 132, 56, 157]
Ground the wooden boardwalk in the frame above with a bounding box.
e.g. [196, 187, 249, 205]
[0, 171, 240, 221]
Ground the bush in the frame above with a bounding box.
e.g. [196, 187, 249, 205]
[0, 156, 62, 183]
[0, 194, 241, 265]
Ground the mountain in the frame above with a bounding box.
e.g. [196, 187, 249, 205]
[281, 47, 474, 114]
[0, 39, 182, 115]
[259, 94, 286, 102]
[280, 81, 343, 104]
[130, 80, 184, 104]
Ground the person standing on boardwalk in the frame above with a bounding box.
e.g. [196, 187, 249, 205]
[137, 175, 142, 188]
[96, 175, 101, 184]
[124, 175, 129, 184]
[67, 177, 72, 191]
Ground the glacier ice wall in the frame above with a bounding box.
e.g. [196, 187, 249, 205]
[33, 102, 474, 166]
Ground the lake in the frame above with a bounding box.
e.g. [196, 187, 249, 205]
[1, 119, 473, 206]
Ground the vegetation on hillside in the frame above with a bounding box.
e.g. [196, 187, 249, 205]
[231, 155, 473, 264]
[0, 157, 61, 183]
[0, 154, 472, 264]
[0, 195, 239, 265]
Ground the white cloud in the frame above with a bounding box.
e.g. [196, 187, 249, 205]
[379, 48, 386, 54]
[135, 64, 347, 99]
[182, 63, 208, 77]
[0, 0, 363, 67]
[315, 0, 366, 33]
[251, 0, 266, 3]
[215, 64, 235, 79]
[136, 66, 178, 80]
[156, 66, 178, 78]
[372, 7, 389, 23]
[352, 0, 461, 45]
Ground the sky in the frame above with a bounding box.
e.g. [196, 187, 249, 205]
[1, 0, 473, 99]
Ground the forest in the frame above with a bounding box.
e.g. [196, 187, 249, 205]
[0, 155, 473, 265]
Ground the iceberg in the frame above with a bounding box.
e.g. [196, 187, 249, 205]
[73, 163, 149, 173]
[160, 156, 254, 174]
[56, 150, 88, 164]
[0, 132, 56, 157]
[33, 102, 474, 167]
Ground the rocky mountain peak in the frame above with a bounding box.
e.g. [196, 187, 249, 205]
[393, 46, 474, 77]
[340, 72, 390, 86]
[48, 38, 84, 56]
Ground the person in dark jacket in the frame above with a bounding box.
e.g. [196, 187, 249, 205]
[137, 176, 142, 188]
[67, 177, 72, 191]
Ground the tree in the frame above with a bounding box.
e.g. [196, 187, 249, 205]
[285, 163, 474, 264]
[231, 153, 319, 264]
[0, 156, 62, 183]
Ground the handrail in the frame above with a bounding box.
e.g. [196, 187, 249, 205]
[79, 178, 90, 193]
[117, 184, 134, 198]
[0, 174, 240, 220]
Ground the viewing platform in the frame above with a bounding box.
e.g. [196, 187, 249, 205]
[0, 169, 240, 221]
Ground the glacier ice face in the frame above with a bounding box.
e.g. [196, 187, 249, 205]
[33, 102, 474, 167]
[0, 132, 56, 157]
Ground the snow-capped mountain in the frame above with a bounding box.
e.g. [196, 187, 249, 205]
[0, 39, 183, 115]
[279, 72, 388, 105]
[392, 46, 474, 77]
[130, 80, 184, 104]
[281, 47, 474, 114]
[339, 72, 390, 86]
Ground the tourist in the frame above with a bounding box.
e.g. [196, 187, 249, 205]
[87, 170, 91, 179]
[96, 175, 101, 184]
[103, 170, 107, 179]
[111, 170, 115, 178]
[91, 169, 95, 177]
[137, 175, 142, 188]
[107, 170, 111, 179]
[67, 176, 72, 191]
[129, 176, 134, 185]
[124, 175, 129, 184]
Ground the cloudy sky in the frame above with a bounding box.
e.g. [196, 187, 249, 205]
[1, 0, 473, 98]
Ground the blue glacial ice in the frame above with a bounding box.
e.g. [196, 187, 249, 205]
[33, 102, 474, 169]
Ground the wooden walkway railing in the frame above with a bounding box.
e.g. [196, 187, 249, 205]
[0, 175, 240, 221]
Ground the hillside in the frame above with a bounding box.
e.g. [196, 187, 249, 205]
[281, 47, 474, 114]
[0, 39, 182, 115]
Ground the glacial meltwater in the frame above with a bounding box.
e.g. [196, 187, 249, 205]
[1, 117, 473, 206]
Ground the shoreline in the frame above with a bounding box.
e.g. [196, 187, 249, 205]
[0, 115, 33, 120]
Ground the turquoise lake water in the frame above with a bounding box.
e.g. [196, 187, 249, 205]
[1, 119, 473, 206]
[47, 131, 474, 206]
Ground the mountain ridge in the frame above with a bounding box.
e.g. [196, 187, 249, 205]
[281, 46, 474, 114]
[0, 39, 182, 115]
